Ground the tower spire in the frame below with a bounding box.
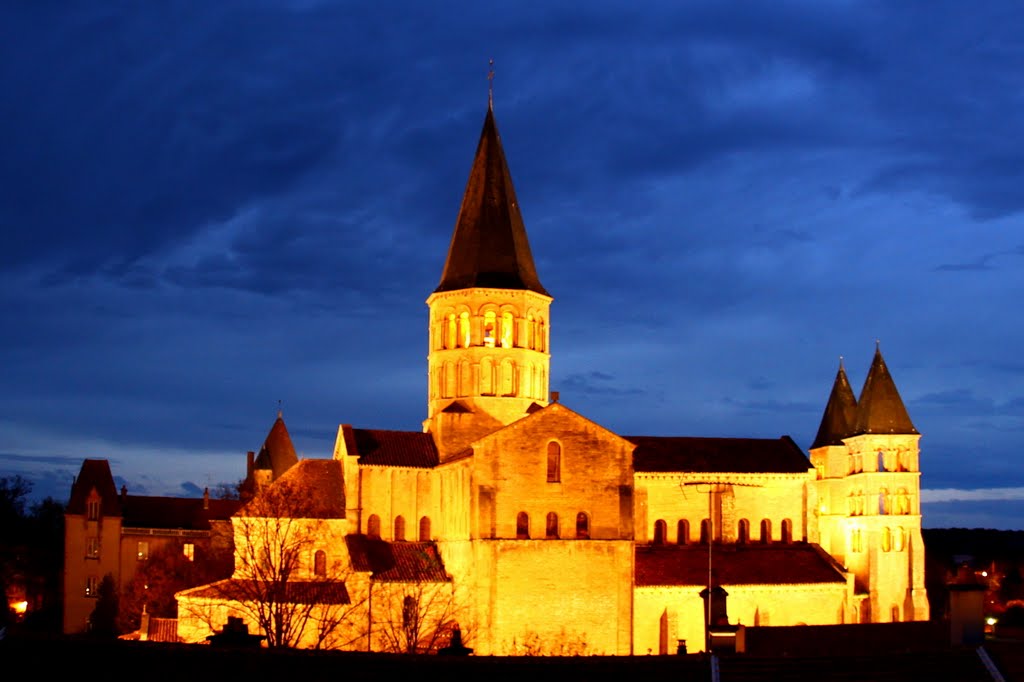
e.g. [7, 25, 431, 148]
[811, 357, 858, 449]
[853, 343, 918, 435]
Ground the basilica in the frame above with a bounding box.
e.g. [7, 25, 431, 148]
[171, 101, 928, 654]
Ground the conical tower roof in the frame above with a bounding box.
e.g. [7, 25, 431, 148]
[254, 412, 299, 481]
[853, 345, 918, 436]
[811, 360, 858, 449]
[434, 105, 548, 296]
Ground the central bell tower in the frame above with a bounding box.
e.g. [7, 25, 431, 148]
[424, 102, 552, 458]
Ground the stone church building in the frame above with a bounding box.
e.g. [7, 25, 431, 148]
[174, 102, 928, 654]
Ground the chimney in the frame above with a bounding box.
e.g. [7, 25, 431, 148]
[203, 487, 210, 510]
[120, 485, 127, 502]
[246, 451, 255, 477]
[550, 391, 560, 403]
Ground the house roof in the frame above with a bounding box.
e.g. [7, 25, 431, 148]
[811, 360, 859, 449]
[853, 345, 918, 436]
[122, 495, 240, 529]
[344, 427, 440, 468]
[345, 535, 451, 583]
[66, 459, 121, 516]
[635, 543, 847, 586]
[182, 578, 350, 605]
[253, 413, 299, 480]
[627, 435, 812, 474]
[434, 105, 548, 296]
[237, 459, 345, 519]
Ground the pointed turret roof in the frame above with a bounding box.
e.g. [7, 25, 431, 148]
[810, 360, 858, 449]
[853, 345, 918, 436]
[434, 105, 548, 295]
[253, 412, 299, 481]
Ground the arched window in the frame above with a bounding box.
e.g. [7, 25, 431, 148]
[856, 491, 866, 516]
[653, 519, 667, 545]
[896, 488, 910, 515]
[677, 520, 690, 545]
[547, 442, 561, 483]
[893, 527, 905, 552]
[501, 359, 515, 396]
[527, 313, 536, 349]
[546, 512, 559, 539]
[700, 519, 710, 545]
[576, 512, 590, 539]
[781, 519, 793, 543]
[458, 360, 472, 397]
[760, 519, 772, 544]
[538, 318, 546, 352]
[446, 314, 457, 350]
[458, 311, 470, 348]
[314, 550, 327, 578]
[483, 311, 497, 347]
[851, 529, 862, 553]
[367, 514, 381, 538]
[501, 311, 514, 348]
[879, 488, 890, 515]
[878, 450, 886, 472]
[737, 519, 750, 544]
[516, 512, 530, 539]
[481, 357, 495, 395]
[394, 516, 406, 542]
[419, 516, 431, 542]
[521, 363, 533, 398]
[443, 361, 456, 398]
[881, 527, 892, 552]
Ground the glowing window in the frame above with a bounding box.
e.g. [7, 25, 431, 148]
[501, 312, 514, 348]
[85, 575, 99, 598]
[394, 516, 406, 542]
[419, 516, 431, 541]
[137, 541, 149, 561]
[483, 311, 497, 347]
[677, 520, 690, 545]
[183, 543, 194, 562]
[314, 550, 327, 577]
[86, 536, 100, 559]
[458, 312, 470, 348]
[367, 514, 381, 538]
[547, 442, 561, 482]
[87, 499, 100, 521]
[516, 512, 530, 539]
[546, 512, 559, 539]
[576, 512, 590, 539]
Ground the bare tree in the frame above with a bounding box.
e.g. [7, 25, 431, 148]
[195, 479, 366, 649]
[372, 580, 463, 654]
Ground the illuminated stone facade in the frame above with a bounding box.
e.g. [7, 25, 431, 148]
[173, 102, 928, 653]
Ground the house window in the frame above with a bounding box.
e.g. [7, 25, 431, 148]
[546, 512, 559, 539]
[85, 575, 99, 598]
[86, 536, 100, 559]
[394, 516, 406, 542]
[547, 442, 561, 482]
[367, 514, 381, 538]
[516, 512, 530, 539]
[677, 520, 690, 545]
[419, 516, 431, 542]
[314, 550, 327, 578]
[653, 519, 667, 545]
[137, 541, 149, 561]
[183, 543, 194, 562]
[781, 519, 793, 543]
[737, 519, 750, 544]
[87, 499, 100, 521]
[760, 519, 772, 544]
[576, 512, 590, 539]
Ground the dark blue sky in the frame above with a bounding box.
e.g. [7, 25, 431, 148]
[2, 2, 1022, 527]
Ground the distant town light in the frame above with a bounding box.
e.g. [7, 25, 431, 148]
[986, 617, 998, 626]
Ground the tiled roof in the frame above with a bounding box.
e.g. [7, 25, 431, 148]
[635, 543, 846, 586]
[434, 106, 548, 296]
[67, 459, 121, 516]
[811, 361, 858, 449]
[122, 495, 241, 529]
[237, 459, 345, 519]
[627, 435, 812, 474]
[345, 535, 450, 583]
[853, 345, 918, 436]
[183, 578, 350, 605]
[345, 427, 439, 468]
[253, 414, 299, 480]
